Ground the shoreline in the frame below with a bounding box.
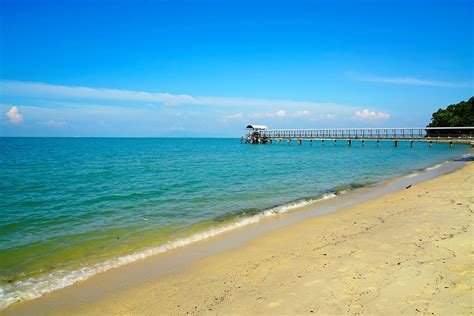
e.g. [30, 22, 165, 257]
[3, 155, 473, 314]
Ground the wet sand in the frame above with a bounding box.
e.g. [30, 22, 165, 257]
[5, 162, 473, 315]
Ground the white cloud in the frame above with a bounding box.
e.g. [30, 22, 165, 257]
[249, 110, 287, 119]
[322, 113, 336, 120]
[0, 80, 354, 112]
[275, 110, 286, 117]
[248, 112, 266, 119]
[222, 112, 244, 122]
[249, 110, 334, 121]
[354, 109, 390, 121]
[293, 110, 310, 118]
[37, 120, 67, 127]
[346, 71, 472, 88]
[6, 106, 23, 124]
[312, 113, 337, 121]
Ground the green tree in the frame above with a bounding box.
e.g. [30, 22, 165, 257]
[427, 97, 474, 136]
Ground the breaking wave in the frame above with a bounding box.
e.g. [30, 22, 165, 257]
[0, 192, 338, 310]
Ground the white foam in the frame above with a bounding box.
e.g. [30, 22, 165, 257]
[405, 172, 419, 178]
[425, 163, 443, 171]
[0, 193, 337, 310]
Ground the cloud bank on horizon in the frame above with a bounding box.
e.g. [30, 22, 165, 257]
[0, 80, 356, 110]
[1, 76, 471, 137]
[1, 80, 395, 137]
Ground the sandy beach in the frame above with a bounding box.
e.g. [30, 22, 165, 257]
[6, 161, 469, 315]
[3, 0, 473, 314]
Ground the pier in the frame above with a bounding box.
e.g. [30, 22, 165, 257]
[242, 125, 474, 147]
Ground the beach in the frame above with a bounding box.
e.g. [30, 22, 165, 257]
[3, 0, 473, 313]
[6, 161, 472, 315]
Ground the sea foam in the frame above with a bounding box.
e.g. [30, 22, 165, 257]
[0, 193, 336, 310]
[424, 163, 443, 171]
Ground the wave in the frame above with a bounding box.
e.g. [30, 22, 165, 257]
[0, 192, 337, 310]
[405, 160, 447, 178]
[333, 181, 372, 195]
[405, 172, 419, 178]
[424, 163, 443, 171]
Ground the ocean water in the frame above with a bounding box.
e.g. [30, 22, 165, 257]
[0, 137, 470, 308]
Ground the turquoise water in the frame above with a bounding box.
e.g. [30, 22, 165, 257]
[0, 137, 470, 307]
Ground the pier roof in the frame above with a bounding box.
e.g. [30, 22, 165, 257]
[246, 124, 268, 130]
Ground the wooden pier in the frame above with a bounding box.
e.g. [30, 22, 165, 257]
[242, 126, 474, 147]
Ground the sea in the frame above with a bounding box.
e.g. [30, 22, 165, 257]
[0, 137, 470, 308]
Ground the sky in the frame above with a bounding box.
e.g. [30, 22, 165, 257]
[0, 0, 473, 137]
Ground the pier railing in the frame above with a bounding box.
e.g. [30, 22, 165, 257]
[243, 127, 474, 146]
[259, 127, 474, 140]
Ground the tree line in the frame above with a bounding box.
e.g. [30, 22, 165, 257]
[426, 97, 473, 136]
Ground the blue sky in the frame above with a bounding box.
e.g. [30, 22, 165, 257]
[1, 0, 473, 137]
